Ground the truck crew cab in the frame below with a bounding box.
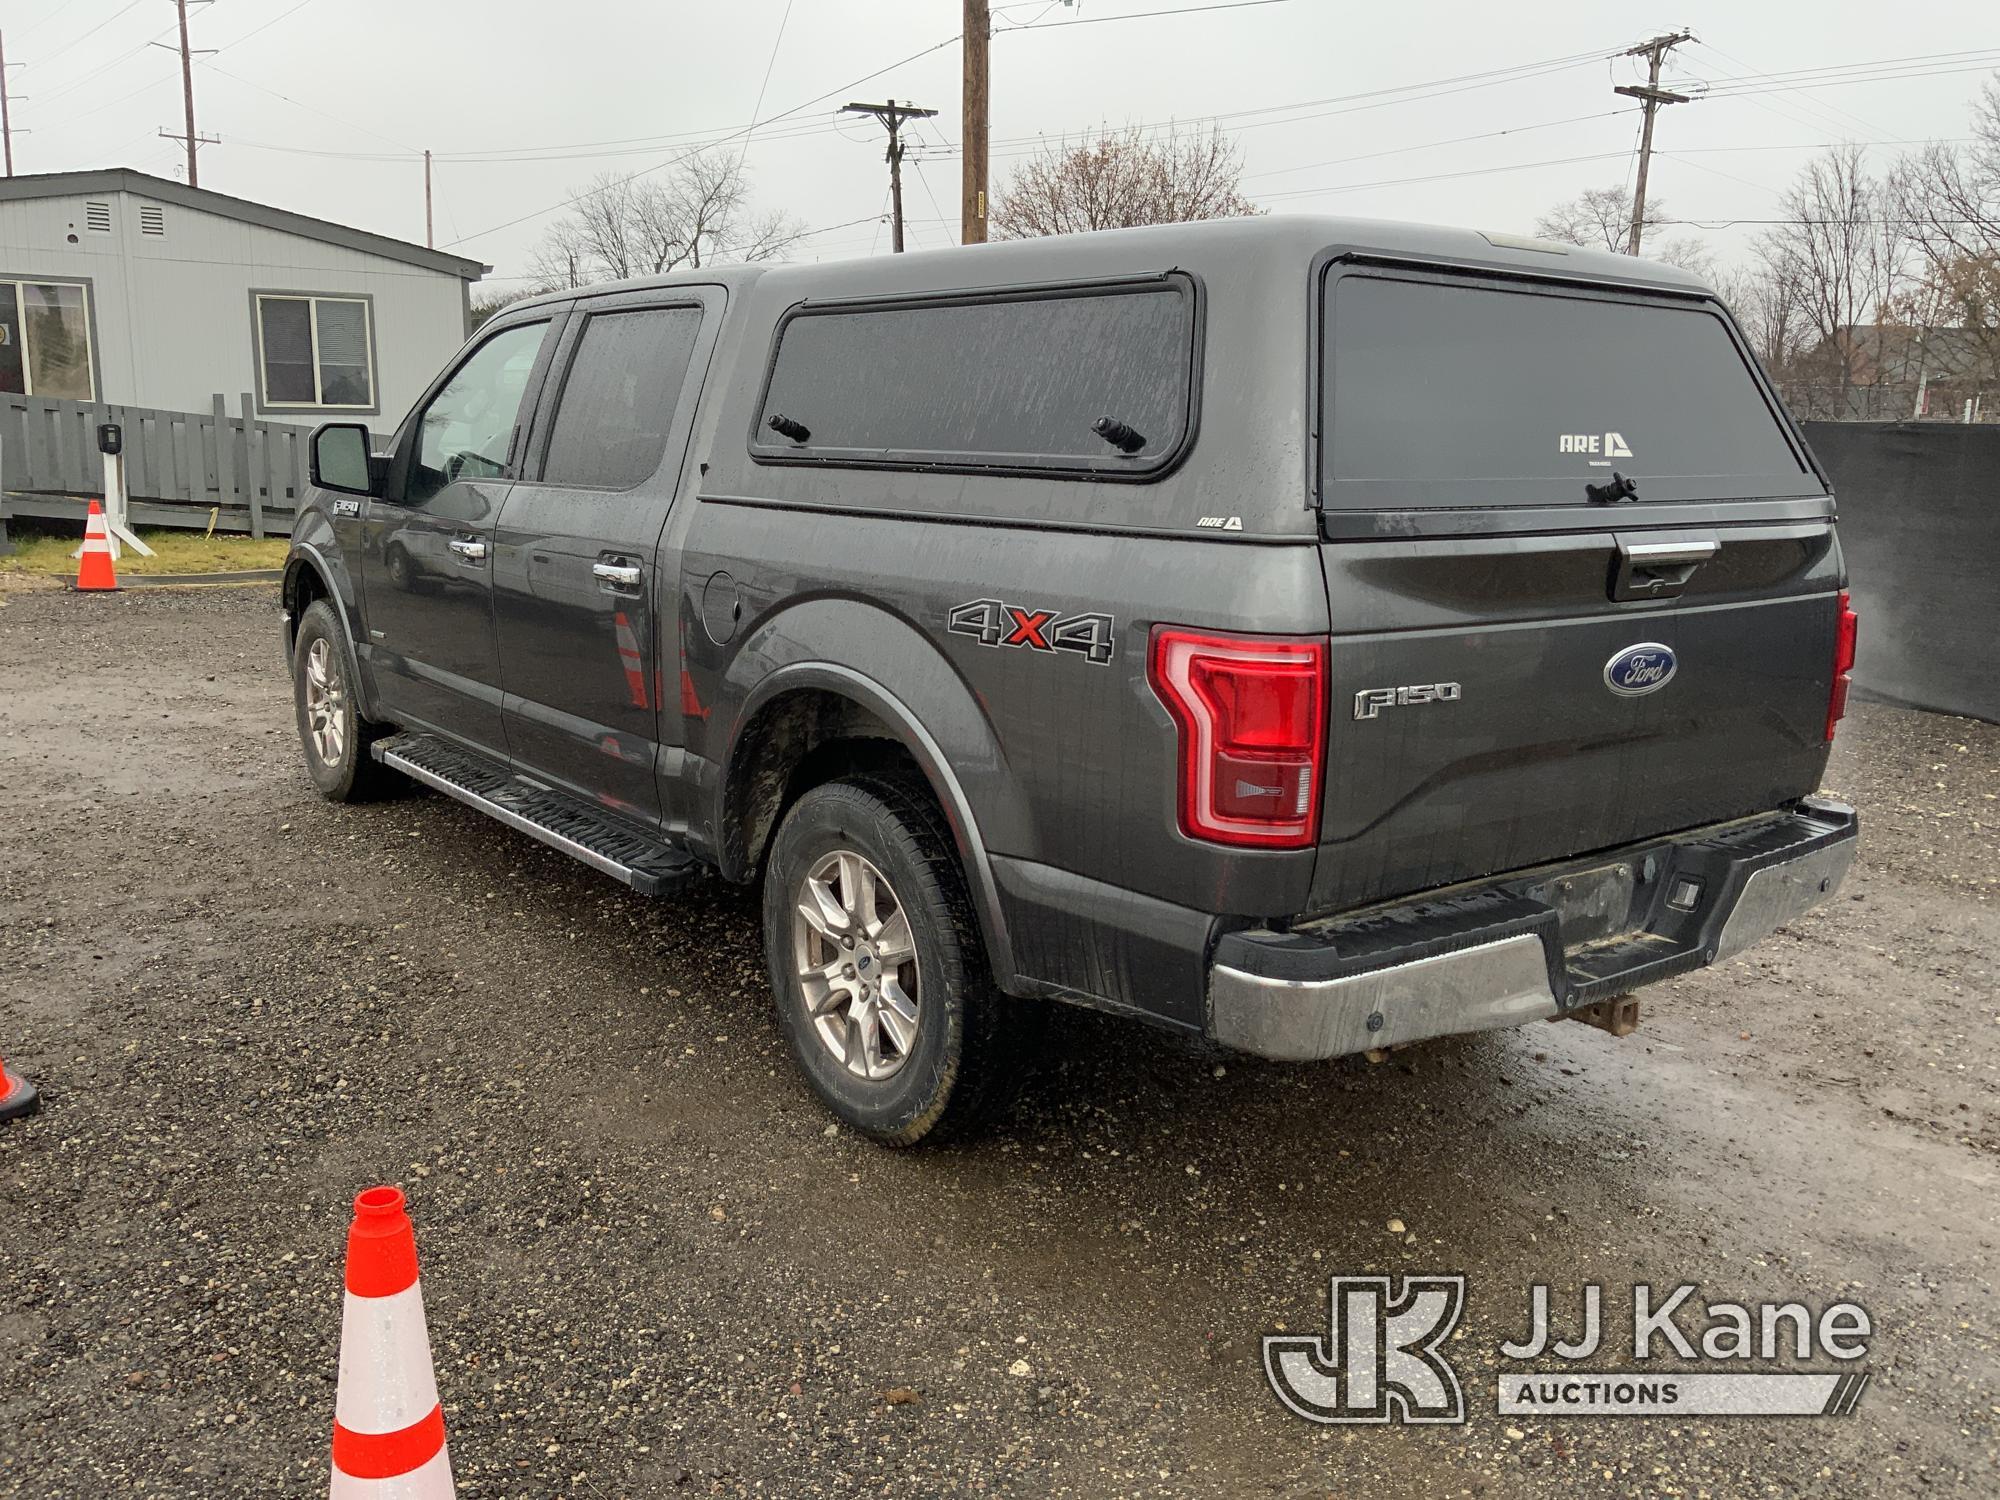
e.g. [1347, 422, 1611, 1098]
[283, 216, 1859, 1144]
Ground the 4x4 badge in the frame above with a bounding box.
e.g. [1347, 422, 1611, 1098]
[948, 598, 1116, 665]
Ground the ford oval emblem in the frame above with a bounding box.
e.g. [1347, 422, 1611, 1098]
[1604, 642, 1677, 697]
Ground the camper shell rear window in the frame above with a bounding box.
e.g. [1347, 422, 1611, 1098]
[1319, 267, 1822, 510]
[751, 275, 1199, 479]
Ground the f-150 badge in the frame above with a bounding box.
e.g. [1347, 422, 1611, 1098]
[1354, 682, 1461, 720]
[948, 598, 1116, 665]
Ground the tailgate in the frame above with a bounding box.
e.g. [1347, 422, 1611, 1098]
[1312, 524, 1840, 911]
[1308, 260, 1839, 913]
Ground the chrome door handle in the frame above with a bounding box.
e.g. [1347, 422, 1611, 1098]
[592, 562, 642, 588]
[1611, 532, 1717, 601]
[1620, 538, 1719, 566]
[447, 538, 487, 563]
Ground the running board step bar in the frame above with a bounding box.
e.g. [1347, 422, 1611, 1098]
[372, 732, 703, 897]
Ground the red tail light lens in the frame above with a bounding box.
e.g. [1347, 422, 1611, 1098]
[1150, 627, 1327, 848]
[1826, 589, 1858, 741]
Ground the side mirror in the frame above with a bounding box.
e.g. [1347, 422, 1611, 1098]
[310, 422, 383, 498]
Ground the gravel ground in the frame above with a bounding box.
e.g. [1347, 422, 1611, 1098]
[1, 583, 1995, 1499]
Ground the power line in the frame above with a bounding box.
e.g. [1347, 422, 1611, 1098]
[1696, 45, 2000, 89]
[34, 16, 178, 106]
[14, 1, 87, 44]
[199, 58, 420, 153]
[1242, 108, 1636, 182]
[927, 43, 1633, 160]
[1259, 149, 1635, 203]
[27, 0, 149, 72]
[443, 31, 967, 248]
[737, 0, 796, 160]
[994, 0, 1296, 30]
[1693, 38, 1887, 140]
[213, 0, 316, 57]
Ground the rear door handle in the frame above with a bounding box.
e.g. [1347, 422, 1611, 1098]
[447, 537, 487, 564]
[593, 561, 642, 590]
[1611, 534, 1718, 601]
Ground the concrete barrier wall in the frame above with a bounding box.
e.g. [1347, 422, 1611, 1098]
[1805, 421, 1999, 724]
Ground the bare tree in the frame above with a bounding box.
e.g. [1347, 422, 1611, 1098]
[1755, 144, 1912, 410]
[1713, 255, 1812, 376]
[1535, 185, 1661, 253]
[991, 125, 1259, 238]
[1533, 183, 1715, 274]
[1890, 75, 2000, 379]
[529, 149, 806, 291]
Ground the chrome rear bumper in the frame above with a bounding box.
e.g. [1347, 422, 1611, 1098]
[1207, 799, 1857, 1063]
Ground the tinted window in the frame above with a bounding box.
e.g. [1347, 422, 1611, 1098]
[411, 321, 547, 504]
[754, 282, 1195, 474]
[541, 306, 704, 489]
[1323, 274, 1818, 508]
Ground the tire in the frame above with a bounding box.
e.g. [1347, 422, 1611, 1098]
[761, 774, 1028, 1145]
[292, 598, 398, 803]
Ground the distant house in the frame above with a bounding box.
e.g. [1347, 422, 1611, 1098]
[0, 168, 486, 425]
[1785, 322, 1997, 422]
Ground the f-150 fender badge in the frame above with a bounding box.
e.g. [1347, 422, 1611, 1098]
[948, 598, 1116, 665]
[1604, 643, 1677, 697]
[332, 497, 362, 518]
[1354, 682, 1461, 720]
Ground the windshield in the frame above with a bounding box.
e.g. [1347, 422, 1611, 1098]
[1320, 271, 1822, 509]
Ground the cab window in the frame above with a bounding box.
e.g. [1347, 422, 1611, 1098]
[410, 321, 549, 504]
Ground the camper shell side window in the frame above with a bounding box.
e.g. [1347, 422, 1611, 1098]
[749, 274, 1202, 481]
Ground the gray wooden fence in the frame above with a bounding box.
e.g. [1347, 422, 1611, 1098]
[0, 392, 318, 538]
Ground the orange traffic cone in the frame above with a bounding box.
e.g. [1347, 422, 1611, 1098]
[330, 1187, 455, 1498]
[613, 610, 649, 709]
[0, 1052, 38, 1122]
[75, 500, 118, 592]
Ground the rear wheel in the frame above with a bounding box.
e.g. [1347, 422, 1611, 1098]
[762, 774, 1025, 1145]
[292, 599, 397, 802]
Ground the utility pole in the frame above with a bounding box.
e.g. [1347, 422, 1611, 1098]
[0, 32, 17, 177]
[155, 0, 217, 186]
[423, 149, 434, 248]
[1616, 30, 1694, 256]
[842, 99, 937, 253]
[961, 0, 989, 243]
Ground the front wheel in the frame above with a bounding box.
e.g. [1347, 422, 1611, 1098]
[292, 599, 397, 802]
[761, 775, 1026, 1145]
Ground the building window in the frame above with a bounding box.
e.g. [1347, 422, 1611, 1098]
[0, 278, 95, 401]
[254, 293, 375, 411]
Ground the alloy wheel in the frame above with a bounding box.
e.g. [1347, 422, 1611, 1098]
[303, 636, 347, 766]
[791, 849, 921, 1081]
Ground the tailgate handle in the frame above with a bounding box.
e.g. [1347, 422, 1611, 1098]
[1611, 535, 1717, 602]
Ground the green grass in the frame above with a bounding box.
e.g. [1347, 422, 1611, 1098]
[0, 521, 288, 577]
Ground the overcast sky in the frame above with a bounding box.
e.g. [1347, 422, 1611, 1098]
[8, 0, 1993, 287]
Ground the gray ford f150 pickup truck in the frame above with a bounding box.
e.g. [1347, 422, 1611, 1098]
[283, 215, 1859, 1143]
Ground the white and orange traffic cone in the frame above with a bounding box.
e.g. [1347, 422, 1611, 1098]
[75, 500, 119, 592]
[330, 1187, 454, 1498]
[612, 610, 649, 710]
[0, 1051, 39, 1122]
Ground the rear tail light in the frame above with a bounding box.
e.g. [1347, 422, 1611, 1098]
[1825, 589, 1858, 741]
[1149, 627, 1327, 849]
